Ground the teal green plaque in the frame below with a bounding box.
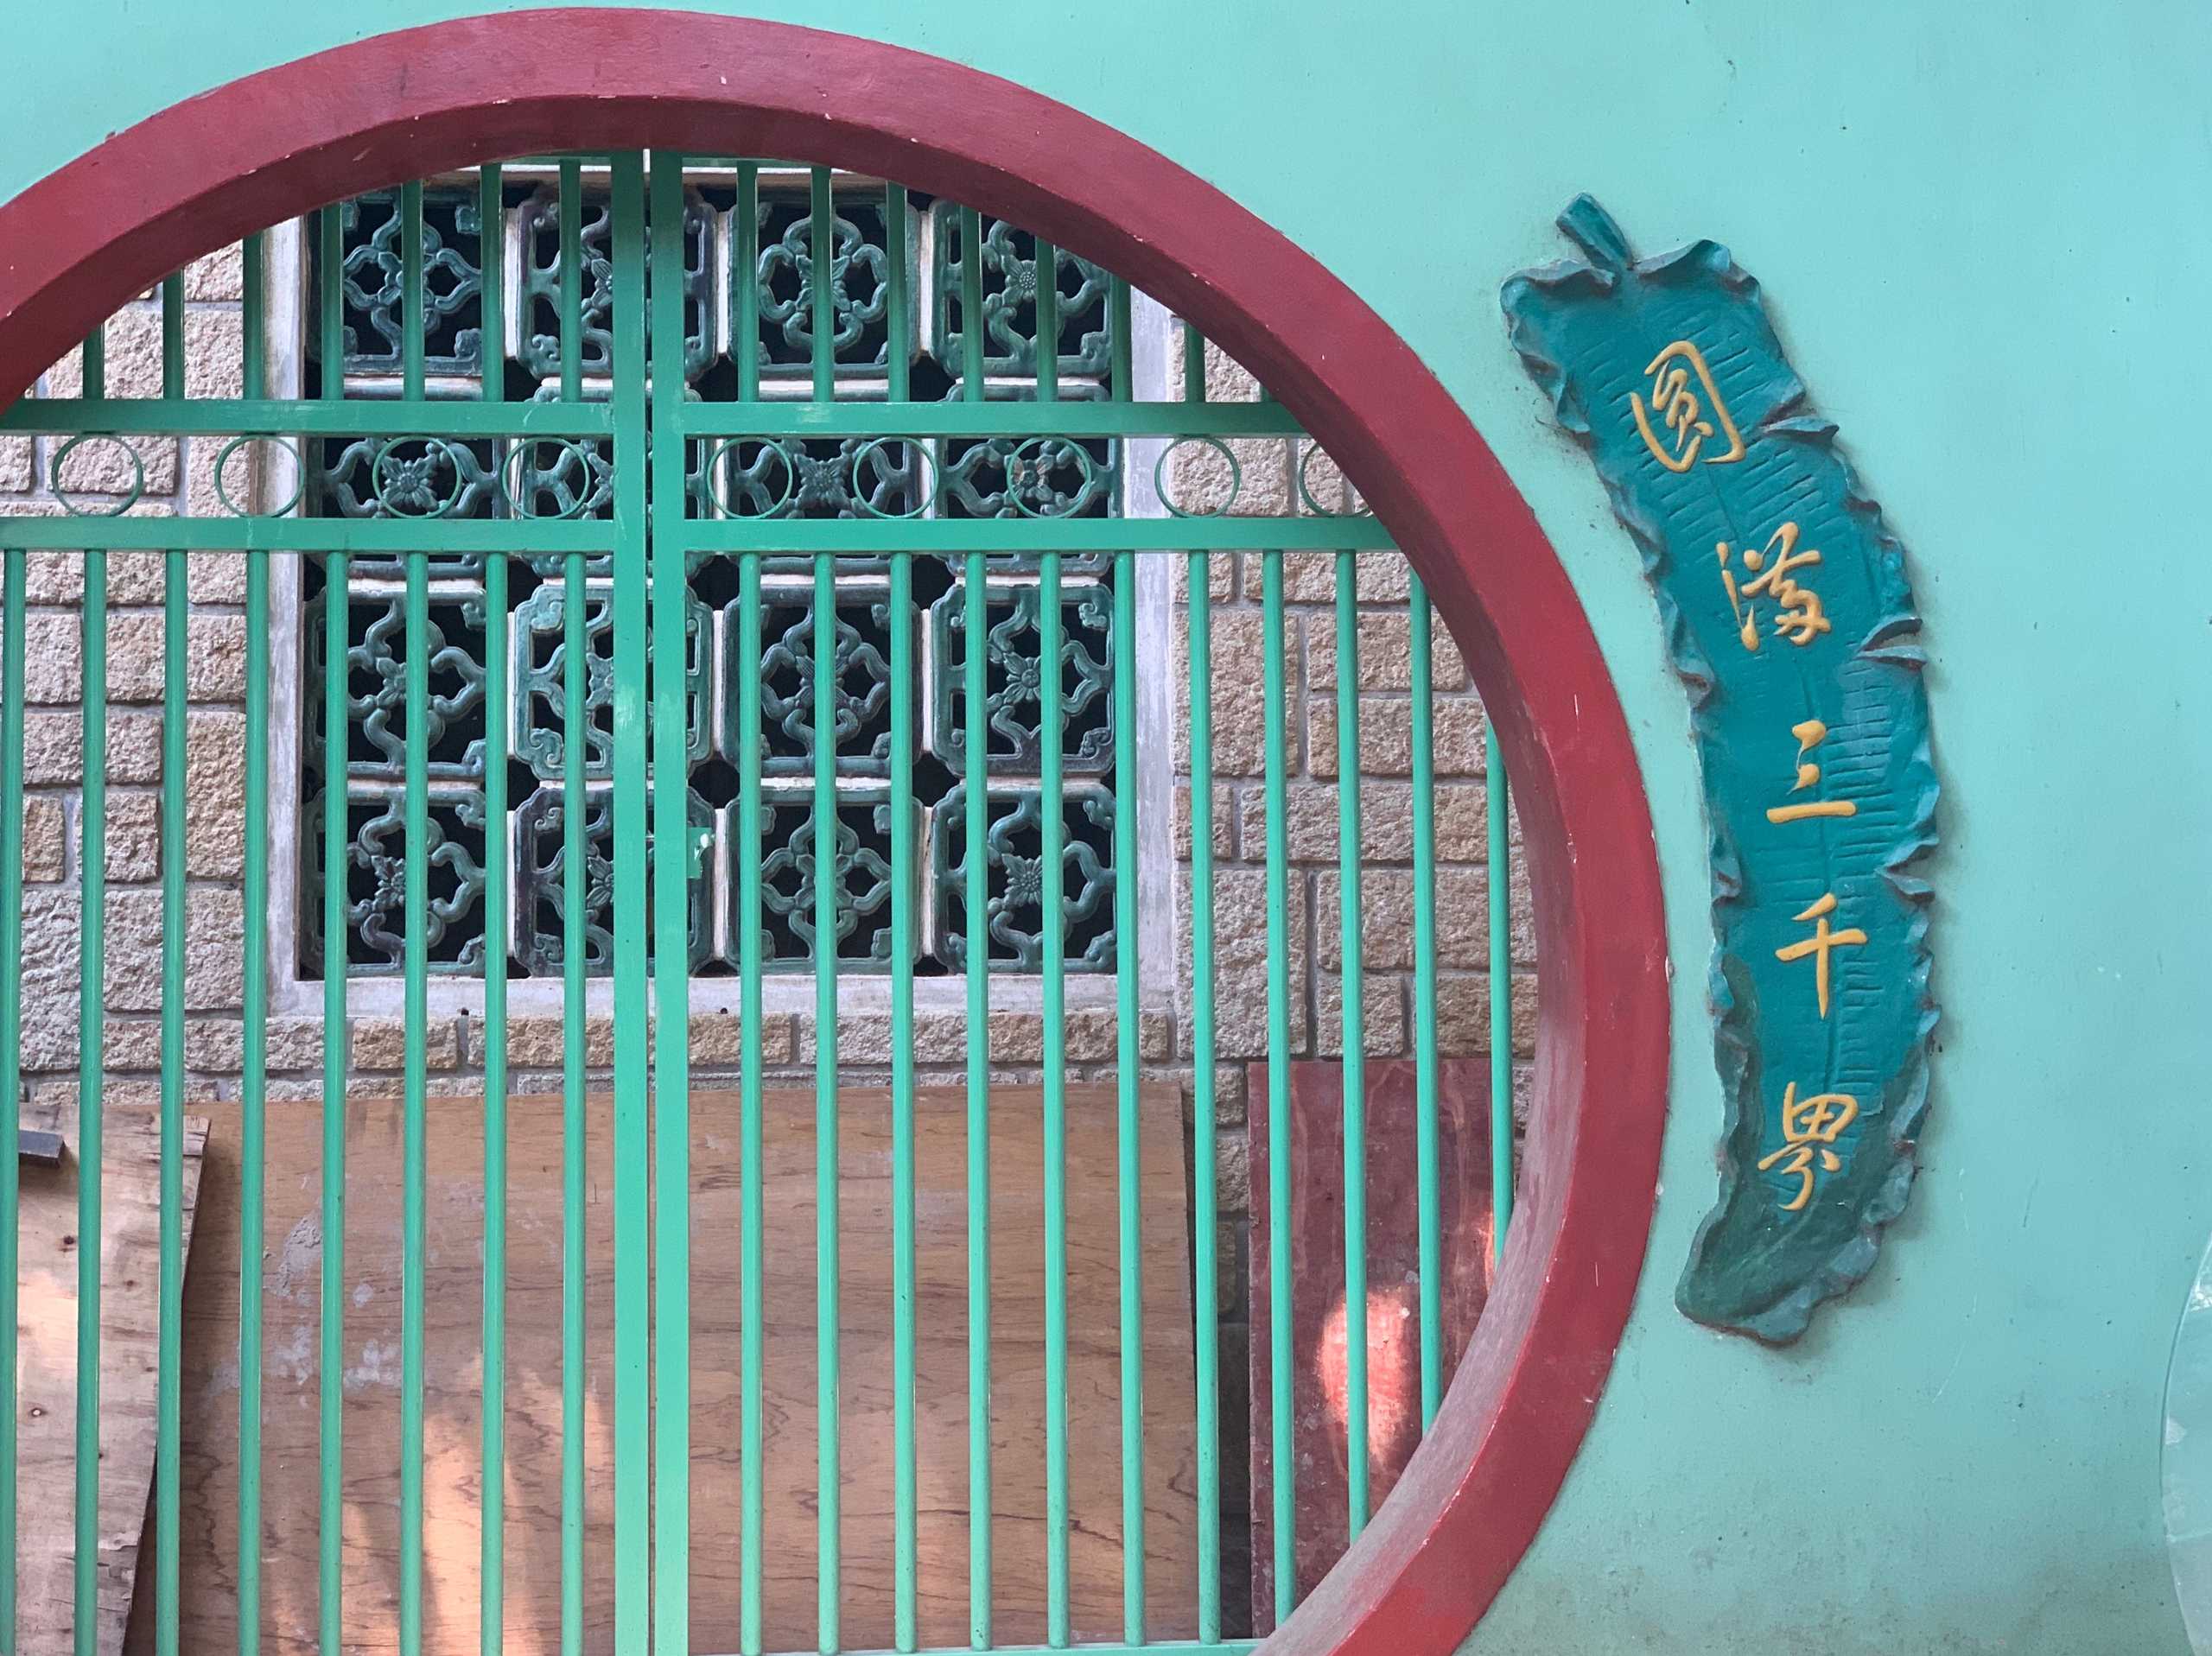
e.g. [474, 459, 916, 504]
[1503, 197, 1940, 1343]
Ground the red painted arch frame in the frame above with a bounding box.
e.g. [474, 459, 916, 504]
[0, 12, 1669, 1651]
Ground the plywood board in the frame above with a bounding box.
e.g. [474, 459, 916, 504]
[18, 1104, 210, 1656]
[1246, 1059, 1496, 1633]
[142, 1082, 1197, 1653]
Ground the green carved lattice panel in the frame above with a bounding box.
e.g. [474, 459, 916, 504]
[511, 782, 717, 976]
[509, 578, 713, 782]
[931, 576, 1115, 777]
[930, 205, 1115, 383]
[930, 784, 1117, 973]
[302, 163, 1125, 979]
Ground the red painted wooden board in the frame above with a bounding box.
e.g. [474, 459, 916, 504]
[1245, 1060, 1496, 1633]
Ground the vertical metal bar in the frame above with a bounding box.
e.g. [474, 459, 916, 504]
[608, 149, 652, 1656]
[961, 549, 992, 1652]
[1488, 725, 1514, 1255]
[560, 161, 584, 404]
[73, 547, 107, 1656]
[735, 163, 760, 404]
[885, 233, 919, 1655]
[1108, 277, 1133, 406]
[238, 523, 270, 1656]
[1187, 553, 1222, 1642]
[558, 155, 588, 1656]
[810, 167, 836, 403]
[1113, 541, 1145, 1642]
[559, 548, 587, 1656]
[812, 549, 842, 1656]
[1181, 320, 1205, 405]
[1034, 240, 1058, 404]
[885, 219, 918, 1646]
[889, 550, 919, 1654]
[1333, 554, 1369, 1539]
[81, 327, 105, 403]
[884, 183, 911, 406]
[242, 231, 267, 401]
[399, 556, 429, 1656]
[959, 207, 986, 398]
[736, 546, 767, 1656]
[161, 275, 184, 399]
[1107, 263, 1143, 1644]
[157, 548, 185, 1656]
[648, 154, 693, 1656]
[1261, 552, 1295, 1619]
[315, 198, 347, 1656]
[477, 160, 509, 1656]
[1409, 576, 1441, 1431]
[0, 550, 22, 1656]
[1039, 555, 1071, 1649]
[400, 179, 425, 402]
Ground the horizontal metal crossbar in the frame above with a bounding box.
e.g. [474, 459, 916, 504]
[0, 397, 616, 435]
[677, 402, 1312, 439]
[677, 518, 1395, 553]
[0, 517, 611, 551]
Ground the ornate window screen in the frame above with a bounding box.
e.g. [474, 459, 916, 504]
[302, 165, 1128, 978]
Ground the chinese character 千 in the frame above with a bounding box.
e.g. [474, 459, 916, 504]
[1774, 891, 1867, 1018]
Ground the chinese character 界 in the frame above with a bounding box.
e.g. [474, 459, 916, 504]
[1774, 891, 1867, 1018]
[1718, 522, 1831, 651]
[1767, 718, 1858, 825]
[1756, 1082, 1860, 1212]
[1630, 339, 1746, 473]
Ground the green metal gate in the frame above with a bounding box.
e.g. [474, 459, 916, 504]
[0, 150, 1519, 1654]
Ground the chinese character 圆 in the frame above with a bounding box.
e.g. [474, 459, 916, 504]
[1756, 1082, 1859, 1212]
[1774, 891, 1867, 1018]
[1629, 339, 1746, 473]
[1767, 718, 1858, 825]
[1718, 522, 1831, 651]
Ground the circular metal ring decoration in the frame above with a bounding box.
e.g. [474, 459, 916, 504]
[1154, 434, 1242, 518]
[51, 432, 146, 517]
[849, 435, 937, 520]
[499, 435, 601, 522]
[213, 434, 306, 518]
[1297, 438, 1376, 517]
[1005, 435, 1099, 519]
[370, 435, 469, 519]
[702, 436, 798, 520]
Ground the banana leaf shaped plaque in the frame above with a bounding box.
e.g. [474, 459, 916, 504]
[1502, 196, 1939, 1343]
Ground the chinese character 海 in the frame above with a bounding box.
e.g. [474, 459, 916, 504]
[1719, 522, 1831, 651]
[1774, 891, 1867, 1018]
[1630, 340, 1747, 473]
[1766, 718, 1858, 825]
[1756, 1082, 1860, 1212]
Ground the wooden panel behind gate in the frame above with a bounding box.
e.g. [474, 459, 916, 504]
[136, 1082, 1198, 1654]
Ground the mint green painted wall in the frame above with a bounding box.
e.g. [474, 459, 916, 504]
[10, 3, 2208, 1649]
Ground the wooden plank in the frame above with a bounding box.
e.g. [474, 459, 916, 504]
[1246, 1059, 1496, 1633]
[141, 1082, 1197, 1653]
[18, 1102, 211, 1656]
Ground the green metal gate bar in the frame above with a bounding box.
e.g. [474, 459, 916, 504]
[0, 147, 1529, 1656]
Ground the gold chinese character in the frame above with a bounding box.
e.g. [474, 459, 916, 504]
[1767, 717, 1858, 825]
[1719, 522, 1831, 651]
[1774, 891, 1867, 1018]
[1756, 1082, 1860, 1212]
[1630, 340, 1746, 473]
